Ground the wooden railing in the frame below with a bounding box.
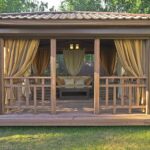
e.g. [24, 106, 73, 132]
[4, 77, 51, 113]
[4, 76, 147, 114]
[100, 77, 147, 114]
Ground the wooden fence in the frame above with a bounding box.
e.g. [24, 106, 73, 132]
[100, 77, 147, 113]
[3, 76, 147, 114]
[4, 77, 51, 113]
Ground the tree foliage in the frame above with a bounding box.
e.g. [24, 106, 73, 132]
[1, 0, 150, 14]
[60, 0, 104, 11]
[104, 0, 150, 13]
[60, 0, 150, 14]
[0, 0, 50, 13]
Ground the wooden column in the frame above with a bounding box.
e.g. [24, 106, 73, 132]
[146, 39, 150, 114]
[50, 39, 56, 114]
[0, 39, 4, 114]
[94, 38, 100, 114]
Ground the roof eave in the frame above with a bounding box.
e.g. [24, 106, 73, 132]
[0, 19, 150, 27]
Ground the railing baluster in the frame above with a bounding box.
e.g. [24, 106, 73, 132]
[136, 79, 140, 106]
[34, 86, 37, 113]
[129, 86, 132, 114]
[17, 85, 21, 111]
[113, 86, 116, 114]
[26, 79, 30, 106]
[42, 79, 44, 106]
[106, 78, 109, 106]
[121, 79, 124, 106]
[10, 79, 13, 106]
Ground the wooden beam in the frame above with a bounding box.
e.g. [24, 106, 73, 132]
[146, 39, 150, 114]
[50, 39, 56, 114]
[0, 114, 150, 126]
[94, 38, 100, 114]
[1, 28, 150, 37]
[0, 39, 4, 114]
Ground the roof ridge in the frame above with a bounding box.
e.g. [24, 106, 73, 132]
[0, 11, 149, 16]
[0, 11, 149, 20]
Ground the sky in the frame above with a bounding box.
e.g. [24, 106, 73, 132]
[41, 0, 63, 10]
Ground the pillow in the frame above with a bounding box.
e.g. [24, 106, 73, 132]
[85, 78, 93, 86]
[64, 78, 74, 88]
[56, 77, 65, 86]
[75, 79, 85, 88]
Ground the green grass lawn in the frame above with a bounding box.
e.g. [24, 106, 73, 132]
[0, 127, 150, 150]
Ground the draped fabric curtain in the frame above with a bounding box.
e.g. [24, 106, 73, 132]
[4, 39, 39, 103]
[100, 47, 117, 75]
[114, 40, 144, 77]
[32, 47, 50, 76]
[114, 39, 145, 104]
[4, 39, 39, 77]
[63, 50, 85, 76]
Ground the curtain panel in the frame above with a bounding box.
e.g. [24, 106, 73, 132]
[4, 39, 39, 77]
[63, 50, 85, 76]
[100, 47, 117, 75]
[32, 47, 50, 76]
[4, 39, 39, 103]
[114, 40, 144, 77]
[114, 39, 146, 104]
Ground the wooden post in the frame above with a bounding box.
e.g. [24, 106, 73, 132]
[0, 39, 4, 114]
[50, 39, 56, 114]
[146, 39, 150, 114]
[94, 38, 100, 114]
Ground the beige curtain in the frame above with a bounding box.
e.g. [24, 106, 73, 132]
[32, 47, 50, 76]
[4, 39, 39, 77]
[63, 50, 85, 76]
[114, 39, 145, 104]
[114, 40, 143, 77]
[4, 39, 39, 103]
[100, 47, 117, 75]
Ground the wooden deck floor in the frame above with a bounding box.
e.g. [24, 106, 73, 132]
[5, 99, 146, 114]
[1, 100, 149, 126]
[0, 113, 150, 126]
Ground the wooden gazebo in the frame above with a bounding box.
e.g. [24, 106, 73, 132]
[0, 11, 150, 126]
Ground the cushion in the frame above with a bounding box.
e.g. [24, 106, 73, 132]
[85, 78, 93, 86]
[64, 78, 74, 88]
[75, 79, 85, 88]
[56, 77, 65, 86]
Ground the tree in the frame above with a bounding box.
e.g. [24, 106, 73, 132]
[104, 0, 150, 13]
[60, 0, 105, 11]
[60, 0, 150, 14]
[0, 0, 50, 13]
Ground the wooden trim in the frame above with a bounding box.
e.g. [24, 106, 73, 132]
[50, 39, 56, 114]
[0, 114, 150, 126]
[100, 76, 146, 79]
[94, 38, 100, 114]
[0, 39, 4, 114]
[4, 76, 51, 79]
[1, 36, 149, 40]
[0, 28, 150, 37]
